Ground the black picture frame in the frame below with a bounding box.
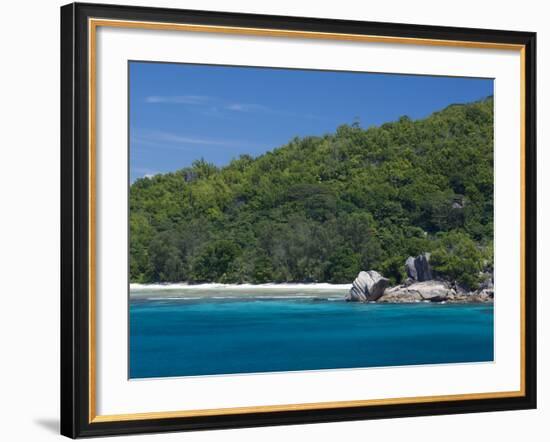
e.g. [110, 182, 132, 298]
[61, 2, 537, 438]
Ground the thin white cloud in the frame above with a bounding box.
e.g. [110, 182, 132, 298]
[144, 94, 324, 120]
[225, 103, 270, 112]
[145, 95, 212, 105]
[145, 95, 271, 113]
[150, 131, 239, 146]
[226, 102, 323, 120]
[131, 130, 251, 151]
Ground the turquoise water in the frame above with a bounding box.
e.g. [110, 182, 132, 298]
[129, 296, 494, 379]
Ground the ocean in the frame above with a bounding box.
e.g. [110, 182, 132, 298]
[129, 291, 494, 379]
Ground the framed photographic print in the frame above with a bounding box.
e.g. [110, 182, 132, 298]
[60, 2, 537, 438]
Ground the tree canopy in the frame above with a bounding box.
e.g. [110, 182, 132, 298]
[130, 97, 493, 288]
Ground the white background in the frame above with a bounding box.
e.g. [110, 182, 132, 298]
[0, 0, 547, 440]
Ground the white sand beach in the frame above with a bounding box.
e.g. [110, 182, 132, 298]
[130, 282, 352, 299]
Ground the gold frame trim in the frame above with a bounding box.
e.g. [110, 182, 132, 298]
[88, 18, 527, 424]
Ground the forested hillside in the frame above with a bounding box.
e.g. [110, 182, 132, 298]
[130, 97, 493, 288]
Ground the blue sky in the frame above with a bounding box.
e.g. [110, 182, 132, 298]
[129, 62, 493, 182]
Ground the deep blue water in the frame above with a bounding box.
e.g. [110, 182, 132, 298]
[129, 297, 494, 379]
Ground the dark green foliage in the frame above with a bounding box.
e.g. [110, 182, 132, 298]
[130, 97, 493, 287]
[192, 240, 240, 282]
[380, 255, 407, 285]
[324, 248, 361, 283]
[430, 231, 485, 289]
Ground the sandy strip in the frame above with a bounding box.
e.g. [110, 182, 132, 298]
[130, 282, 351, 299]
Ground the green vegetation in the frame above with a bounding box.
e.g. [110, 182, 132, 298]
[130, 97, 493, 288]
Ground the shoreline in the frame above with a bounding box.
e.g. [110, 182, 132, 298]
[130, 282, 351, 299]
[129, 282, 493, 304]
[130, 282, 352, 291]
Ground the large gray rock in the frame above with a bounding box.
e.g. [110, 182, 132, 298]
[405, 253, 433, 282]
[378, 280, 454, 303]
[452, 288, 493, 303]
[409, 280, 451, 300]
[475, 289, 494, 302]
[346, 271, 390, 302]
[378, 285, 423, 303]
[405, 256, 418, 280]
